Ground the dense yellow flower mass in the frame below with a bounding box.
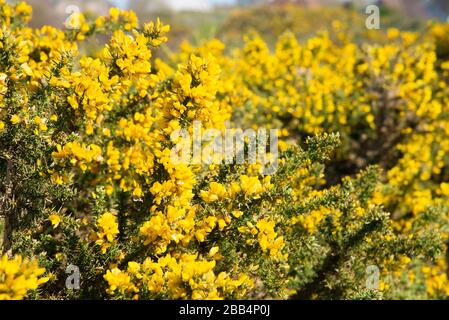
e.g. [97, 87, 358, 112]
[2, 1, 449, 300]
[104, 253, 253, 299]
[0, 255, 48, 300]
[96, 212, 120, 253]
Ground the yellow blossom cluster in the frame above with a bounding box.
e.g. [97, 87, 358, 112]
[0, 255, 48, 300]
[96, 212, 120, 253]
[104, 253, 253, 300]
[2, 1, 449, 300]
[176, 25, 449, 298]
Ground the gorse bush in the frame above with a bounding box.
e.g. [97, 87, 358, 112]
[178, 21, 449, 298]
[0, 1, 447, 300]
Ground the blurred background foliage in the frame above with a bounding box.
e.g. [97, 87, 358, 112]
[21, 0, 449, 49]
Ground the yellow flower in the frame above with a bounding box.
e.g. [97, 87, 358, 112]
[20, 63, 33, 76]
[11, 114, 20, 125]
[67, 95, 78, 110]
[105, 185, 114, 195]
[440, 183, 449, 197]
[256, 218, 285, 259]
[200, 182, 227, 203]
[96, 212, 119, 253]
[441, 61, 449, 70]
[39, 123, 48, 132]
[104, 268, 137, 295]
[127, 262, 141, 274]
[208, 246, 219, 257]
[15, 2, 32, 17]
[109, 8, 120, 21]
[232, 210, 243, 218]
[33, 116, 41, 125]
[0, 255, 49, 300]
[48, 214, 61, 229]
[240, 175, 264, 197]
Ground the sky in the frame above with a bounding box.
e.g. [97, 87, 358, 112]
[111, 0, 237, 9]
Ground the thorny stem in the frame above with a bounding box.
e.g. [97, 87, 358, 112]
[2, 158, 14, 253]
